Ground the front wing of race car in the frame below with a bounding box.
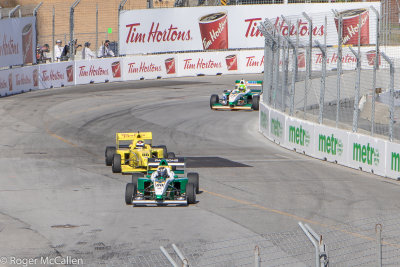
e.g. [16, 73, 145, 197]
[211, 103, 253, 110]
[131, 199, 188, 206]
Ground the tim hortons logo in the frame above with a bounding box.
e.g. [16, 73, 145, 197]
[42, 70, 65, 81]
[128, 62, 161, 73]
[0, 79, 7, 88]
[244, 17, 324, 38]
[246, 56, 264, 67]
[79, 65, 109, 77]
[16, 74, 31, 85]
[183, 58, 222, 70]
[0, 34, 19, 56]
[125, 22, 191, 44]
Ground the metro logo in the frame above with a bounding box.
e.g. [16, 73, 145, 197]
[260, 111, 268, 130]
[318, 134, 343, 156]
[288, 125, 310, 146]
[391, 152, 400, 172]
[271, 118, 283, 138]
[353, 142, 379, 166]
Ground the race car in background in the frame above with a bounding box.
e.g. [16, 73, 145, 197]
[125, 158, 200, 206]
[210, 80, 262, 110]
[104, 132, 174, 174]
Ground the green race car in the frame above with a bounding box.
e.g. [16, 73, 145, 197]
[125, 158, 200, 206]
[210, 80, 262, 110]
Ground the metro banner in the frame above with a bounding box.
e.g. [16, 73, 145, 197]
[0, 17, 37, 68]
[119, 2, 380, 55]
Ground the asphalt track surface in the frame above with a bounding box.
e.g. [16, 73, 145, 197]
[1, 74, 400, 265]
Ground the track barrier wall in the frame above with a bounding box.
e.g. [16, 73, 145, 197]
[259, 102, 400, 180]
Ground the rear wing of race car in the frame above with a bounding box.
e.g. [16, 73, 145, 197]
[115, 132, 153, 148]
[147, 158, 186, 174]
[234, 80, 263, 93]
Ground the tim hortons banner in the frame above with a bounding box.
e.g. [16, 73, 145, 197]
[123, 54, 178, 80]
[39, 62, 75, 89]
[0, 69, 12, 96]
[75, 58, 123, 85]
[0, 66, 39, 96]
[119, 2, 379, 54]
[0, 17, 37, 68]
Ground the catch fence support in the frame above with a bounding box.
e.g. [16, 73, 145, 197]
[262, 19, 281, 109]
[381, 52, 394, 141]
[118, 0, 128, 57]
[172, 243, 189, 267]
[349, 45, 361, 133]
[333, 10, 343, 128]
[376, 224, 382, 267]
[299, 222, 329, 267]
[9, 5, 20, 18]
[370, 6, 380, 136]
[315, 40, 326, 125]
[258, 20, 276, 106]
[160, 246, 179, 267]
[302, 12, 312, 119]
[69, 0, 81, 61]
[254, 245, 261, 267]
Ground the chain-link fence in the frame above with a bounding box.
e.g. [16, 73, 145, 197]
[259, 6, 400, 143]
[82, 214, 400, 266]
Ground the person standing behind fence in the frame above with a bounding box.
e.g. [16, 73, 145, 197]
[97, 40, 115, 58]
[54, 40, 63, 62]
[82, 42, 96, 60]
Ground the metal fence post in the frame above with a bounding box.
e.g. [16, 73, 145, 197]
[258, 21, 276, 106]
[381, 52, 394, 141]
[315, 40, 326, 125]
[96, 3, 99, 58]
[160, 246, 179, 267]
[285, 37, 296, 116]
[274, 34, 281, 109]
[118, 0, 128, 57]
[334, 11, 343, 128]
[52, 6, 55, 61]
[172, 244, 189, 267]
[69, 0, 81, 61]
[299, 222, 320, 267]
[349, 46, 361, 133]
[254, 245, 261, 267]
[370, 6, 380, 136]
[302, 12, 313, 119]
[376, 224, 382, 267]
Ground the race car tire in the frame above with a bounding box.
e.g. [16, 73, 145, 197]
[187, 172, 200, 194]
[210, 94, 219, 109]
[125, 183, 136, 205]
[112, 154, 122, 173]
[167, 152, 175, 158]
[186, 183, 196, 204]
[132, 173, 144, 185]
[252, 95, 260, 110]
[105, 146, 116, 166]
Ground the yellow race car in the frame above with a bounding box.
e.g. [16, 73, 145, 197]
[105, 132, 174, 174]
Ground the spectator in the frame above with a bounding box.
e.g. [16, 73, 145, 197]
[36, 44, 51, 63]
[54, 40, 63, 62]
[97, 40, 115, 58]
[82, 42, 96, 60]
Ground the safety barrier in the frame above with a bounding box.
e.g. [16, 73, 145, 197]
[260, 101, 400, 180]
[0, 49, 266, 97]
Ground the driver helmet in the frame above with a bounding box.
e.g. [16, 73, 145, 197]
[158, 166, 167, 177]
[136, 140, 145, 149]
[239, 84, 246, 91]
